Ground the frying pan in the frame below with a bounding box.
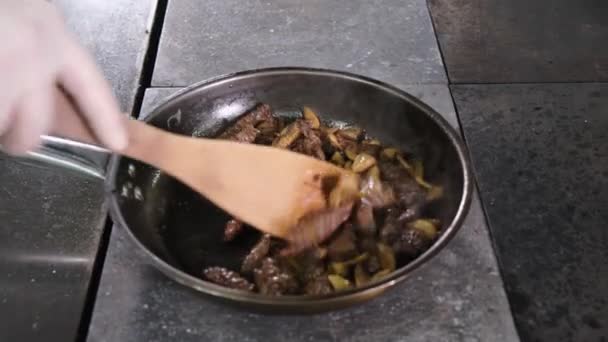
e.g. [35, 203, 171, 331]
[35, 67, 473, 313]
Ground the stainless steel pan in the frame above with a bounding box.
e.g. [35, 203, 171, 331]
[32, 67, 473, 313]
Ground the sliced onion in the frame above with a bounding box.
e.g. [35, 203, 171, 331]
[359, 175, 395, 208]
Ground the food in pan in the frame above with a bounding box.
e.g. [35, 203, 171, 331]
[202, 104, 443, 295]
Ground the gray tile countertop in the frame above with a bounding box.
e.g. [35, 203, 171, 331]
[427, 0, 608, 83]
[87, 86, 519, 342]
[152, 0, 446, 87]
[452, 84, 608, 342]
[0, 157, 107, 342]
[54, 0, 157, 112]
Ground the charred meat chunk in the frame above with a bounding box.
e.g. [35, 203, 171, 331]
[364, 254, 382, 274]
[391, 227, 431, 258]
[281, 202, 354, 256]
[218, 103, 273, 143]
[221, 122, 259, 143]
[253, 257, 299, 295]
[291, 249, 327, 283]
[223, 219, 244, 242]
[354, 202, 376, 236]
[304, 276, 333, 295]
[359, 140, 382, 157]
[379, 208, 401, 243]
[203, 267, 255, 292]
[241, 234, 271, 273]
[327, 224, 358, 262]
[289, 120, 325, 160]
[255, 116, 282, 145]
[378, 160, 426, 211]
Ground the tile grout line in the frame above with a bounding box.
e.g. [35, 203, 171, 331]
[131, 0, 170, 120]
[452, 80, 608, 85]
[74, 1, 169, 342]
[74, 215, 114, 342]
[446, 85, 522, 339]
[425, 0, 522, 340]
[425, 0, 452, 86]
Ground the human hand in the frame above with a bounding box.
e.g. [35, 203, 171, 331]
[0, 0, 127, 155]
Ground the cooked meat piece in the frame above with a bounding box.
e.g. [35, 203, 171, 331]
[248, 103, 274, 122]
[218, 103, 273, 143]
[203, 267, 255, 292]
[282, 202, 354, 256]
[355, 238, 381, 274]
[354, 202, 376, 236]
[223, 124, 259, 143]
[253, 257, 299, 295]
[327, 224, 358, 261]
[391, 227, 431, 258]
[358, 237, 377, 253]
[378, 160, 426, 210]
[223, 219, 244, 242]
[311, 247, 328, 260]
[241, 234, 271, 273]
[290, 121, 325, 160]
[396, 207, 419, 222]
[359, 141, 382, 157]
[379, 208, 401, 243]
[304, 275, 333, 295]
[255, 116, 282, 145]
[301, 262, 326, 283]
[364, 254, 381, 274]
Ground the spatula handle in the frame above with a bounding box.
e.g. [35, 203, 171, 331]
[50, 87, 169, 164]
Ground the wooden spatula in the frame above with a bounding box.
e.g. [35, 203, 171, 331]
[51, 89, 351, 240]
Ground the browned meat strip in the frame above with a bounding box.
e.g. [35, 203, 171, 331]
[364, 254, 381, 274]
[203, 267, 255, 291]
[378, 160, 426, 211]
[359, 141, 381, 157]
[391, 228, 431, 258]
[223, 219, 244, 242]
[241, 234, 271, 273]
[304, 276, 333, 295]
[227, 125, 259, 143]
[354, 202, 376, 236]
[327, 224, 358, 261]
[281, 202, 354, 256]
[290, 121, 325, 160]
[255, 116, 282, 145]
[218, 103, 273, 143]
[253, 257, 299, 295]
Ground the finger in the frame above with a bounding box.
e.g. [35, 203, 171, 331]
[58, 38, 127, 151]
[0, 33, 40, 138]
[0, 87, 53, 155]
[0, 94, 18, 137]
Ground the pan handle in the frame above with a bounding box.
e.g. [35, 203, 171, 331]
[25, 135, 111, 180]
[17, 86, 115, 180]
